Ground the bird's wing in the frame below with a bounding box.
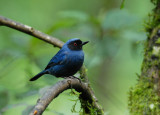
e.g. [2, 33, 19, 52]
[45, 50, 68, 70]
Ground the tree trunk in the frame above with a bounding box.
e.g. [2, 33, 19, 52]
[128, 0, 160, 114]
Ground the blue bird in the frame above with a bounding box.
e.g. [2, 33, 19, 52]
[30, 38, 89, 81]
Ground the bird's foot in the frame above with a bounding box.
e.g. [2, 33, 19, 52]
[69, 76, 82, 83]
[67, 80, 73, 90]
[64, 76, 82, 83]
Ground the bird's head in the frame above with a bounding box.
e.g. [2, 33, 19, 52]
[66, 38, 89, 51]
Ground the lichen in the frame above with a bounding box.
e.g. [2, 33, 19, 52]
[69, 89, 102, 115]
[79, 99, 100, 115]
[128, 77, 160, 114]
[129, 23, 160, 114]
[129, 30, 160, 114]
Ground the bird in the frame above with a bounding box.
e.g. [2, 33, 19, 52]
[30, 38, 89, 81]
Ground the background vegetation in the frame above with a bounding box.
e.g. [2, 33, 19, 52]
[0, 0, 153, 114]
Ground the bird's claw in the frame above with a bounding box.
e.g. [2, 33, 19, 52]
[64, 76, 81, 83]
[69, 76, 82, 83]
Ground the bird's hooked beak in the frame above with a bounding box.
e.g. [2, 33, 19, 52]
[82, 41, 89, 46]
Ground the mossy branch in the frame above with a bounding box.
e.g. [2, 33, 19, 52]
[0, 15, 104, 115]
[128, 0, 160, 114]
[29, 78, 101, 115]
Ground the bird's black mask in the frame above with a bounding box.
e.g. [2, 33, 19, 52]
[67, 40, 89, 51]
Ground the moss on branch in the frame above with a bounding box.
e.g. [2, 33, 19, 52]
[128, 0, 160, 114]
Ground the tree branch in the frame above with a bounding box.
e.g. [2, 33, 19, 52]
[0, 16, 64, 48]
[29, 78, 97, 115]
[0, 15, 104, 115]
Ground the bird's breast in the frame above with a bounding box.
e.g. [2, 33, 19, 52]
[68, 52, 84, 65]
[52, 51, 84, 77]
[65, 51, 84, 70]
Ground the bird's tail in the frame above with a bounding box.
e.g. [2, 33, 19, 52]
[30, 70, 47, 81]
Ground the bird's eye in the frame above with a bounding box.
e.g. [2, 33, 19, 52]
[74, 43, 77, 46]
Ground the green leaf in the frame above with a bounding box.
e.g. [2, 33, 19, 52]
[120, 0, 126, 9]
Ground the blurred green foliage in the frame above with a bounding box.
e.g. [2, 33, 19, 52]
[0, 0, 153, 115]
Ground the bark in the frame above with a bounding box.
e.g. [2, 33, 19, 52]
[29, 78, 102, 115]
[128, 0, 160, 114]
